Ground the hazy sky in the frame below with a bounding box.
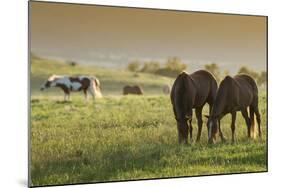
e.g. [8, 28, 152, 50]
[30, 1, 267, 72]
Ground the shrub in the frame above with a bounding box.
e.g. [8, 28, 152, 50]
[257, 71, 266, 86]
[204, 63, 221, 82]
[238, 66, 259, 80]
[140, 61, 160, 73]
[154, 57, 186, 77]
[127, 60, 140, 72]
[127, 57, 186, 78]
[165, 57, 187, 72]
[238, 66, 266, 86]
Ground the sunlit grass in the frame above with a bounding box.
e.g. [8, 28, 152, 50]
[30, 95, 267, 186]
[30, 57, 267, 186]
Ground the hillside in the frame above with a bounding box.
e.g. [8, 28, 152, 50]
[30, 57, 174, 96]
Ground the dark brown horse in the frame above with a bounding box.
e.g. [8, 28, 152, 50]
[171, 70, 218, 144]
[123, 85, 143, 95]
[207, 74, 261, 144]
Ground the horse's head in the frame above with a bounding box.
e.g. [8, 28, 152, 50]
[40, 75, 59, 91]
[205, 115, 219, 144]
[40, 80, 51, 91]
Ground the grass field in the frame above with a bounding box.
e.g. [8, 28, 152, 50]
[30, 57, 267, 187]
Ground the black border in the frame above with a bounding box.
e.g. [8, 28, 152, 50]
[28, 1, 31, 187]
[28, 1, 268, 187]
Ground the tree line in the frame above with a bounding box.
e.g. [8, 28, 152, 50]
[127, 57, 266, 86]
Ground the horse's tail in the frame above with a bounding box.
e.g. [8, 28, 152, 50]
[172, 72, 194, 120]
[249, 106, 256, 139]
[89, 76, 102, 98]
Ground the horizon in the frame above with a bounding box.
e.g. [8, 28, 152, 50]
[30, 2, 267, 75]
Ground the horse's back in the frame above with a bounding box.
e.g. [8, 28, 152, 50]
[233, 74, 258, 107]
[190, 70, 218, 105]
[234, 74, 258, 92]
[171, 70, 217, 109]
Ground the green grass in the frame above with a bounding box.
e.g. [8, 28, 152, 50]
[30, 57, 267, 186]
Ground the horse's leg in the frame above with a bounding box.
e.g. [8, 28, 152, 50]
[218, 120, 226, 142]
[64, 93, 67, 101]
[249, 106, 256, 138]
[187, 110, 193, 143]
[254, 106, 262, 138]
[195, 107, 203, 142]
[252, 94, 261, 138]
[208, 97, 214, 115]
[217, 112, 226, 142]
[63, 91, 70, 101]
[189, 118, 193, 142]
[88, 87, 95, 100]
[231, 112, 237, 143]
[83, 89, 88, 101]
[241, 108, 251, 138]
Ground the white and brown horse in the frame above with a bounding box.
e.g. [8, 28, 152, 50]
[40, 75, 102, 101]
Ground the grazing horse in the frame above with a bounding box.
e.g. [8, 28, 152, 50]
[171, 70, 218, 144]
[123, 85, 143, 95]
[40, 75, 102, 101]
[206, 74, 261, 144]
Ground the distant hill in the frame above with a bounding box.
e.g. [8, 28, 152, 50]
[31, 52, 266, 76]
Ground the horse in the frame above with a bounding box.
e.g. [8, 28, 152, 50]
[206, 74, 261, 144]
[40, 75, 102, 101]
[123, 85, 143, 95]
[163, 84, 171, 95]
[170, 70, 218, 144]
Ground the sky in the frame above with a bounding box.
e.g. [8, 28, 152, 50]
[30, 1, 267, 73]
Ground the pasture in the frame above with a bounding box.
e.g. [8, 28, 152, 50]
[30, 57, 267, 186]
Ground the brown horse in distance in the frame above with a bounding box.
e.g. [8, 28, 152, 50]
[171, 70, 218, 144]
[123, 85, 143, 95]
[207, 74, 261, 144]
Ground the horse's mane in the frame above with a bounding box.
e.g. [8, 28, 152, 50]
[47, 75, 64, 82]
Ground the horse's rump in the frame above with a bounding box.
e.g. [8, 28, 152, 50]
[171, 70, 217, 119]
[69, 76, 91, 90]
[190, 70, 218, 107]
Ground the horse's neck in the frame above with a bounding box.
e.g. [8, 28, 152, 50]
[212, 88, 228, 118]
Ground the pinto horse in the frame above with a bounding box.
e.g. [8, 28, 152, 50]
[206, 74, 261, 144]
[171, 70, 218, 144]
[40, 75, 102, 101]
